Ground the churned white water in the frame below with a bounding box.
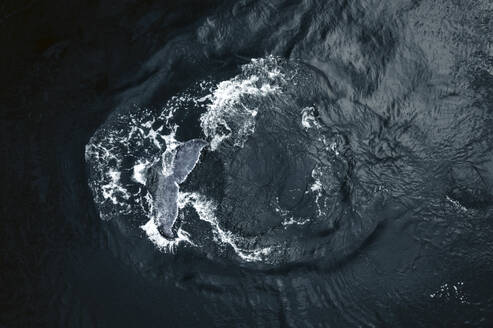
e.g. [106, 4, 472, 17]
[85, 56, 313, 263]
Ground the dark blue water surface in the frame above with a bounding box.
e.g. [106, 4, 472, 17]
[2, 0, 493, 327]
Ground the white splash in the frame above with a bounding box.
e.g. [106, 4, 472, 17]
[86, 57, 295, 263]
[101, 169, 130, 214]
[178, 192, 274, 262]
[200, 75, 265, 150]
[141, 217, 194, 253]
[271, 196, 311, 227]
[445, 195, 468, 212]
[301, 106, 320, 129]
[430, 281, 468, 304]
[200, 56, 285, 151]
[309, 167, 329, 217]
[310, 179, 323, 192]
[85, 107, 171, 221]
[133, 160, 150, 185]
[282, 217, 310, 226]
[160, 127, 180, 177]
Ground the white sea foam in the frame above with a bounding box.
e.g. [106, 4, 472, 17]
[135, 57, 304, 261]
[160, 127, 180, 177]
[200, 75, 263, 150]
[282, 217, 310, 226]
[301, 106, 319, 129]
[87, 57, 293, 263]
[271, 196, 311, 227]
[133, 160, 149, 185]
[141, 217, 194, 253]
[200, 56, 285, 151]
[310, 167, 329, 217]
[178, 192, 274, 262]
[310, 179, 323, 192]
[445, 195, 468, 212]
[100, 169, 129, 205]
[430, 281, 468, 304]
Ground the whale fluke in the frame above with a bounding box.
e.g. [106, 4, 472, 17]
[147, 139, 207, 238]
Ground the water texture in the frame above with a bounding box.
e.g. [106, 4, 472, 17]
[2, 0, 493, 326]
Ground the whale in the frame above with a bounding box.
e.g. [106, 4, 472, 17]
[147, 139, 208, 238]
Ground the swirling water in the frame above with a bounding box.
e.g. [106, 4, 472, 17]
[5, 0, 493, 326]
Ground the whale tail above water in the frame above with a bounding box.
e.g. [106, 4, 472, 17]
[147, 139, 208, 238]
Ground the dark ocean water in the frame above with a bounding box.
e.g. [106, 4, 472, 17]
[2, 0, 493, 327]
